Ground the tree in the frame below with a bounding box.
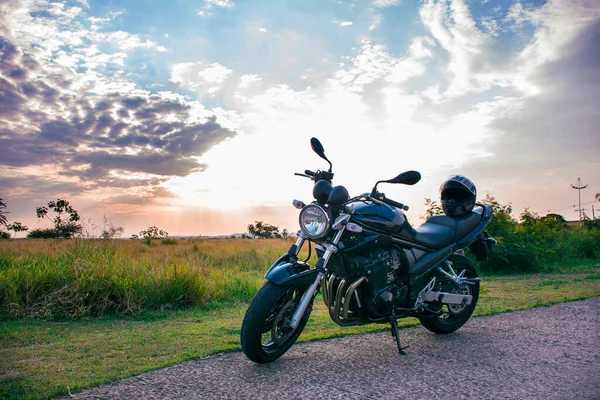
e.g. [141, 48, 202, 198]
[480, 193, 516, 238]
[0, 198, 8, 228]
[247, 221, 281, 239]
[421, 198, 444, 220]
[519, 208, 539, 226]
[139, 226, 168, 239]
[6, 222, 28, 239]
[539, 213, 568, 231]
[281, 228, 291, 239]
[36, 199, 82, 239]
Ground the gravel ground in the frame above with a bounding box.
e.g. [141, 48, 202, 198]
[66, 298, 600, 400]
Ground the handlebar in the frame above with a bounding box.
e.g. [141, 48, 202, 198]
[294, 169, 334, 182]
[371, 192, 409, 211]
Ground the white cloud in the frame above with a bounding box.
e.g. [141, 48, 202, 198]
[171, 61, 233, 95]
[198, 0, 235, 17]
[505, 2, 527, 26]
[258, 28, 267, 32]
[206, 0, 235, 8]
[239, 74, 262, 88]
[103, 31, 167, 52]
[369, 14, 383, 31]
[373, 0, 401, 8]
[419, 0, 600, 98]
[480, 16, 499, 37]
[340, 21, 354, 27]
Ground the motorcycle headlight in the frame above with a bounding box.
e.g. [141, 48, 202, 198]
[299, 204, 330, 239]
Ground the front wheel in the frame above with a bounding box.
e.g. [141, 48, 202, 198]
[241, 281, 313, 363]
[419, 254, 480, 334]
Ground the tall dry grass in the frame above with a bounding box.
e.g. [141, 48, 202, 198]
[0, 238, 296, 320]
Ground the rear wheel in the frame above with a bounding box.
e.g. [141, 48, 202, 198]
[419, 254, 480, 334]
[241, 281, 313, 363]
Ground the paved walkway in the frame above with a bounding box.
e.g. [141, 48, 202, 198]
[67, 298, 600, 399]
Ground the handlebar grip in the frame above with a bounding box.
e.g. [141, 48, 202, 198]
[304, 170, 316, 176]
[382, 196, 408, 211]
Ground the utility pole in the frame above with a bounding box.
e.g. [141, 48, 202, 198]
[570, 178, 588, 228]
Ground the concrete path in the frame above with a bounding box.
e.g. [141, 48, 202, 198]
[67, 298, 600, 399]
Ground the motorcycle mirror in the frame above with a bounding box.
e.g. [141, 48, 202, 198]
[310, 137, 332, 172]
[386, 170, 421, 186]
[372, 170, 421, 194]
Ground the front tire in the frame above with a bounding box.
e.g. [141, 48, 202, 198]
[419, 254, 480, 334]
[241, 281, 313, 363]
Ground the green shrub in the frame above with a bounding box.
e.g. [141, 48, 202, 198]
[161, 238, 178, 245]
[478, 232, 540, 273]
[557, 229, 600, 259]
[27, 228, 59, 239]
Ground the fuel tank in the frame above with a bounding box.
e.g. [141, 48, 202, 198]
[350, 201, 414, 238]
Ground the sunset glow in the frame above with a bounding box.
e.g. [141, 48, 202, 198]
[1, 0, 599, 237]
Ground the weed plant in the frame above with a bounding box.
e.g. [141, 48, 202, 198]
[1, 220, 598, 320]
[0, 238, 296, 320]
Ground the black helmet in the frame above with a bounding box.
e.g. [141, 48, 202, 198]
[440, 175, 476, 217]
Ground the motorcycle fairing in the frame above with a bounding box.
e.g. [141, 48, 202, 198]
[264, 253, 318, 287]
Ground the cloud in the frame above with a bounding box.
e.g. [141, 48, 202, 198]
[339, 21, 354, 27]
[419, 0, 600, 98]
[102, 31, 167, 52]
[206, 0, 235, 8]
[0, 0, 236, 197]
[171, 61, 234, 94]
[197, 0, 235, 17]
[373, 0, 401, 8]
[488, 20, 600, 171]
[369, 14, 383, 31]
[100, 186, 177, 208]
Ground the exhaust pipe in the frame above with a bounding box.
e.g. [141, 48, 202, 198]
[322, 274, 366, 326]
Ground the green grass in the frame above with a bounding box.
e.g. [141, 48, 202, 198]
[0, 239, 298, 319]
[1, 261, 599, 400]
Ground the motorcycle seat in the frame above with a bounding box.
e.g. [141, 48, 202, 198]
[414, 208, 483, 250]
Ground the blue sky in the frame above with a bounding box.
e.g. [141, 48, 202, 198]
[1, 0, 599, 236]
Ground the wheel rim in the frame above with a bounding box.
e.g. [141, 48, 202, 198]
[438, 268, 475, 322]
[447, 285, 472, 314]
[259, 288, 300, 356]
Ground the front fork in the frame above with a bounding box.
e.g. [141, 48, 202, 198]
[288, 222, 347, 328]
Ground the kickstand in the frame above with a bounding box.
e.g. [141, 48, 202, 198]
[390, 319, 408, 355]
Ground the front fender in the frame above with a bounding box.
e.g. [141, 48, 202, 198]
[265, 253, 320, 287]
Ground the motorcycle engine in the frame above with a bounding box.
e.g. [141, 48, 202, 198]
[343, 248, 408, 316]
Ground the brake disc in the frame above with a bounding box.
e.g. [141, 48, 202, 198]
[271, 300, 298, 344]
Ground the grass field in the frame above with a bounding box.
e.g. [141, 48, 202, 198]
[0, 238, 295, 319]
[1, 238, 599, 399]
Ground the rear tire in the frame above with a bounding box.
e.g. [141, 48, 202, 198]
[419, 254, 480, 334]
[241, 281, 313, 363]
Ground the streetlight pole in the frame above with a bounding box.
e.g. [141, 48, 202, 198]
[570, 178, 588, 228]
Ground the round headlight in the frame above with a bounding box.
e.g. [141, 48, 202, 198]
[299, 204, 330, 239]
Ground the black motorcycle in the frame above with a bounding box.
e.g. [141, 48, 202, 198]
[241, 138, 496, 363]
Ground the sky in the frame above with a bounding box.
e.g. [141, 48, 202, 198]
[0, 0, 599, 238]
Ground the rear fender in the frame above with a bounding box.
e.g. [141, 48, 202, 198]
[265, 253, 319, 287]
[469, 232, 497, 261]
